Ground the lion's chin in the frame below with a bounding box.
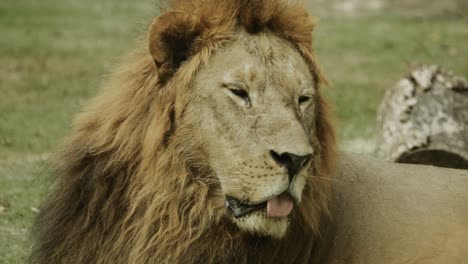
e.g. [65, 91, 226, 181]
[232, 211, 289, 239]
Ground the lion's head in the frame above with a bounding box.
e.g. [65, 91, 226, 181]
[146, 1, 334, 239]
[32, 0, 335, 263]
[182, 30, 320, 237]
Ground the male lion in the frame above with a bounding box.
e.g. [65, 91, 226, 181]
[31, 0, 468, 263]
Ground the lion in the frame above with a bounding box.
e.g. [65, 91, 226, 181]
[31, 0, 334, 262]
[30, 0, 468, 263]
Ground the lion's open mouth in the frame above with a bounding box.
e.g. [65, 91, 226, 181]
[226, 193, 294, 219]
[226, 196, 267, 218]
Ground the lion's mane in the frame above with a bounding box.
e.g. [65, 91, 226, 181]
[31, 0, 335, 263]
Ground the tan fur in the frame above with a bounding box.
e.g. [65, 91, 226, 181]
[30, 1, 335, 263]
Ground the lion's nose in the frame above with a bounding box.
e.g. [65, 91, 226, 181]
[269, 150, 312, 182]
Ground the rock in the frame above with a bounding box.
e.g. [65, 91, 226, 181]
[375, 65, 468, 169]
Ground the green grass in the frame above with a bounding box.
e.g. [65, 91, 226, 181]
[0, 158, 49, 263]
[1, 0, 467, 262]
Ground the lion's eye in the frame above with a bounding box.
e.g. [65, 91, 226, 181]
[223, 82, 251, 107]
[230, 88, 249, 100]
[228, 87, 251, 106]
[298, 95, 311, 104]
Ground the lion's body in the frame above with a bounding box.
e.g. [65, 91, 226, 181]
[30, 0, 468, 263]
[328, 153, 468, 263]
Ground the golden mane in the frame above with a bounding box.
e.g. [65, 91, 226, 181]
[31, 0, 335, 263]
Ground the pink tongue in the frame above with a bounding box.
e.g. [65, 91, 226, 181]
[267, 193, 294, 218]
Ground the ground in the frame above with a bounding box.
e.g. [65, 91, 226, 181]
[0, 0, 467, 262]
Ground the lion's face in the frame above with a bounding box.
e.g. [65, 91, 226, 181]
[185, 31, 317, 238]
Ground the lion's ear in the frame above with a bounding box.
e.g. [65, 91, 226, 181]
[149, 12, 206, 83]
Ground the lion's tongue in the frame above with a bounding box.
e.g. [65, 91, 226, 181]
[266, 193, 294, 218]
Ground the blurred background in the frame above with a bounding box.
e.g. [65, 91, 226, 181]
[0, 0, 467, 262]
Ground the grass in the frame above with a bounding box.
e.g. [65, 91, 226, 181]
[0, 0, 467, 262]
